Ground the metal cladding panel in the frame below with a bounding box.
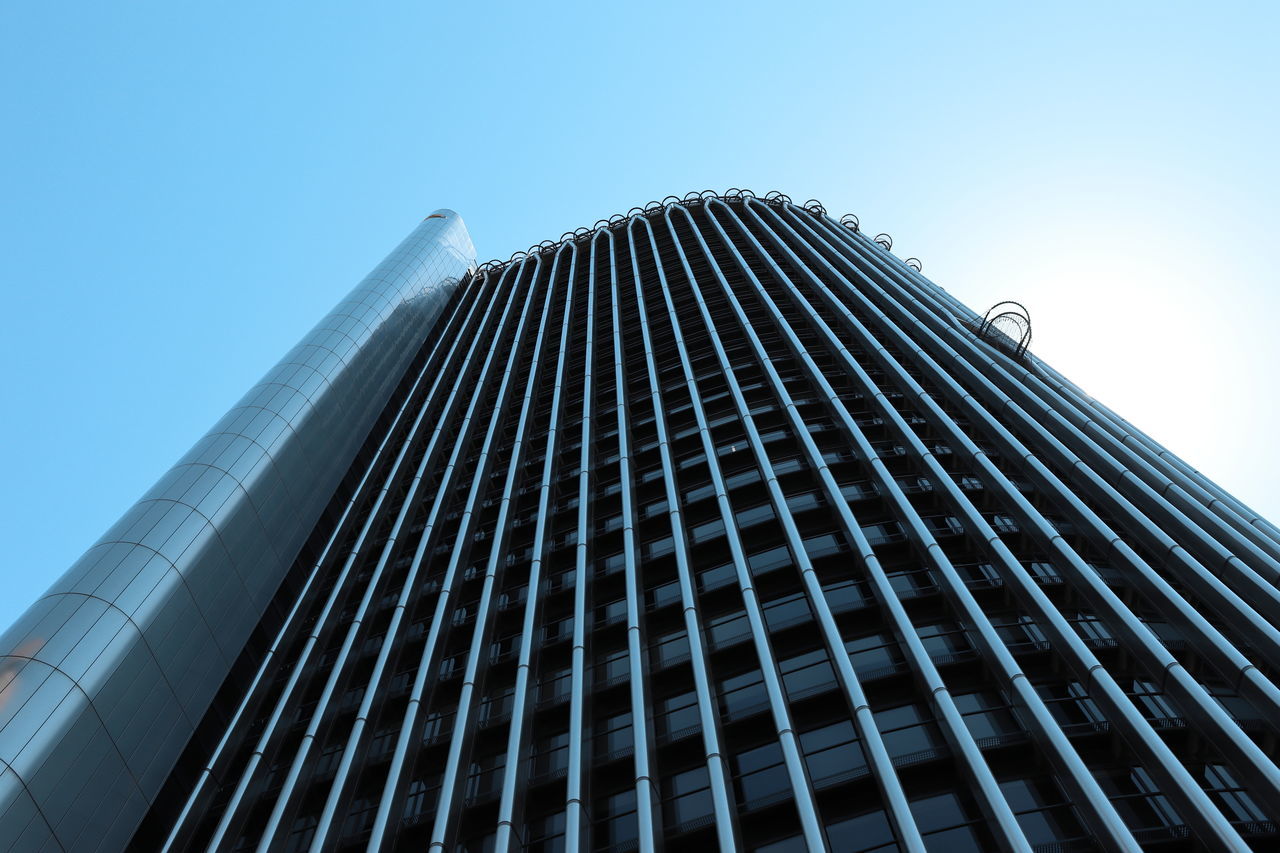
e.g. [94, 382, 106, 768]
[100, 195, 1280, 851]
[0, 211, 475, 853]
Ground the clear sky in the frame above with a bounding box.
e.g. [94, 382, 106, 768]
[2, 1, 1277, 632]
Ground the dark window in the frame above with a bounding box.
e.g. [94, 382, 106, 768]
[872, 702, 945, 758]
[733, 741, 791, 804]
[780, 648, 836, 699]
[826, 808, 896, 853]
[1198, 764, 1268, 822]
[908, 790, 988, 851]
[1094, 766, 1181, 830]
[595, 789, 638, 848]
[846, 631, 904, 674]
[661, 766, 715, 826]
[800, 720, 867, 785]
[952, 690, 1022, 740]
[997, 777, 1088, 845]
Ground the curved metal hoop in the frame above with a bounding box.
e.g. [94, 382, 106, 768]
[977, 301, 1033, 358]
[905, 257, 923, 272]
[470, 190, 889, 278]
[873, 233, 893, 251]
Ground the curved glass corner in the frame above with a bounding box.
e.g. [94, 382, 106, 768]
[0, 210, 476, 853]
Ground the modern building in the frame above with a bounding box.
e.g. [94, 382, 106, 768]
[2, 191, 1280, 853]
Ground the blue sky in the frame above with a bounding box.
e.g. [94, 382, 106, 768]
[2, 1, 1277, 631]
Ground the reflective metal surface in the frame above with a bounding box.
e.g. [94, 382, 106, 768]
[0, 212, 475, 852]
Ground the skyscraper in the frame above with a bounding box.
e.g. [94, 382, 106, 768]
[2, 190, 1279, 853]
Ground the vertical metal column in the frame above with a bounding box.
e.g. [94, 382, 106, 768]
[627, 219, 740, 851]
[563, 237, 600, 853]
[364, 260, 537, 850]
[603, 229, 661, 850]
[159, 272, 483, 853]
[652, 206, 828, 851]
[427, 252, 562, 848]
[789, 209, 1254, 849]
[493, 245, 578, 851]
[202, 269, 503, 852]
[699, 198, 1031, 852]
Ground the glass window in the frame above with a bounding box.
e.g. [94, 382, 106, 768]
[1069, 610, 1113, 642]
[786, 491, 822, 513]
[845, 631, 903, 674]
[690, 518, 726, 544]
[780, 648, 836, 699]
[719, 669, 768, 718]
[684, 482, 716, 504]
[698, 561, 737, 592]
[595, 649, 630, 682]
[909, 791, 986, 851]
[655, 690, 701, 739]
[804, 533, 847, 558]
[955, 561, 1001, 586]
[872, 702, 944, 758]
[991, 514, 1020, 534]
[402, 778, 435, 822]
[800, 720, 867, 784]
[284, 815, 317, 853]
[735, 503, 775, 529]
[764, 593, 812, 631]
[595, 711, 633, 756]
[651, 631, 691, 667]
[749, 545, 794, 576]
[861, 522, 903, 546]
[992, 614, 1046, 650]
[642, 498, 669, 519]
[478, 688, 514, 723]
[1036, 680, 1104, 727]
[952, 690, 1021, 740]
[595, 789, 638, 848]
[733, 741, 791, 804]
[530, 731, 570, 779]
[662, 766, 714, 826]
[924, 515, 965, 537]
[822, 578, 871, 611]
[596, 551, 625, 576]
[1124, 678, 1179, 721]
[647, 580, 681, 609]
[1198, 764, 1268, 822]
[915, 620, 968, 656]
[1201, 682, 1259, 721]
[594, 597, 627, 627]
[827, 809, 896, 853]
[1094, 766, 1181, 830]
[643, 536, 675, 560]
[465, 752, 506, 800]
[997, 777, 1088, 845]
[841, 480, 878, 503]
[1025, 561, 1060, 581]
[709, 611, 750, 648]
[537, 669, 572, 705]
[524, 810, 566, 853]
[886, 567, 935, 597]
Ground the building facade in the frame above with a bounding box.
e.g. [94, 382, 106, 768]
[3, 192, 1280, 852]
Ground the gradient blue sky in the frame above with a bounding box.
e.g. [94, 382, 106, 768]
[2, 1, 1277, 632]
